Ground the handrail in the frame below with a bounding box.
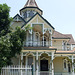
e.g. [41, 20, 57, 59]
[23, 41, 50, 47]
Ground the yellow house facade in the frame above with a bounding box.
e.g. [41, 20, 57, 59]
[3, 0, 75, 75]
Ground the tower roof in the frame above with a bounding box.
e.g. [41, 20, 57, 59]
[20, 0, 43, 16]
[24, 0, 38, 7]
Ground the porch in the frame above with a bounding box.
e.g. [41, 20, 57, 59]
[1, 50, 75, 75]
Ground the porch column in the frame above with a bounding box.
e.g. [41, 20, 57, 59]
[52, 52, 54, 75]
[34, 32, 35, 46]
[27, 32, 28, 46]
[51, 34, 52, 46]
[43, 34, 44, 46]
[72, 55, 74, 75]
[36, 51, 38, 75]
[31, 34, 32, 46]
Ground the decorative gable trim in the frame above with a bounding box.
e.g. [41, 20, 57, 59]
[13, 14, 26, 23]
[21, 12, 55, 29]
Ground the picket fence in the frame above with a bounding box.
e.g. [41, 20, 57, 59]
[1, 65, 32, 75]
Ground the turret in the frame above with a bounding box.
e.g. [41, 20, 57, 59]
[20, 0, 43, 21]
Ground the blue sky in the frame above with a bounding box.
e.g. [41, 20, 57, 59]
[0, 0, 75, 40]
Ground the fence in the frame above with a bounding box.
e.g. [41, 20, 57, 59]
[1, 65, 32, 75]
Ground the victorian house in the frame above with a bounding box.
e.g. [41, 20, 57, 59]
[1, 0, 75, 75]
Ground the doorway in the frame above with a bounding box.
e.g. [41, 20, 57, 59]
[40, 60, 48, 71]
[68, 63, 71, 73]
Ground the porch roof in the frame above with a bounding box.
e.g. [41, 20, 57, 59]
[23, 46, 57, 50]
[55, 50, 75, 54]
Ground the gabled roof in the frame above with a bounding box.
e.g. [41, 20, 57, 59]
[24, 0, 38, 8]
[64, 34, 75, 45]
[13, 14, 26, 23]
[21, 12, 55, 29]
[52, 31, 70, 39]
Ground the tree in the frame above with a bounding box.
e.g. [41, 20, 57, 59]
[0, 3, 31, 72]
[10, 25, 32, 57]
[0, 25, 31, 72]
[0, 27, 26, 72]
[0, 4, 12, 37]
[10, 27, 26, 57]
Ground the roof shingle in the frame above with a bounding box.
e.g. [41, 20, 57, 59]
[64, 34, 75, 45]
[52, 31, 70, 39]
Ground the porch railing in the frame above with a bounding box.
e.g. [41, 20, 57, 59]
[23, 41, 50, 47]
[1, 65, 32, 75]
[54, 72, 72, 75]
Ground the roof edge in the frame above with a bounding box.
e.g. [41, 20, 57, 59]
[21, 12, 55, 29]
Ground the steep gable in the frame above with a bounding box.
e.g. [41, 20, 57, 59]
[21, 13, 54, 30]
[10, 14, 26, 31]
[13, 14, 26, 23]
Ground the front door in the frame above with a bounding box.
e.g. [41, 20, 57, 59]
[40, 60, 48, 71]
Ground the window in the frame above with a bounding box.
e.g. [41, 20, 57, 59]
[28, 56, 33, 66]
[63, 59, 67, 69]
